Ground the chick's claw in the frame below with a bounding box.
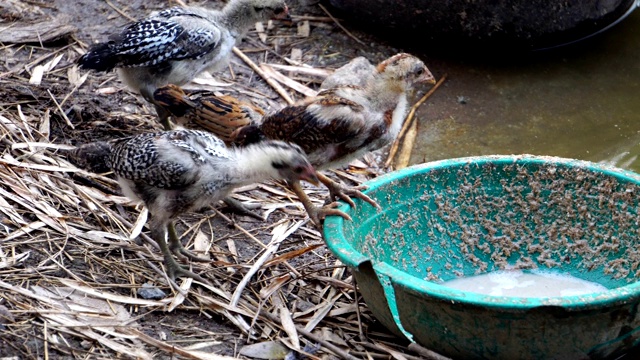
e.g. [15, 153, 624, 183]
[167, 223, 211, 263]
[307, 203, 353, 228]
[221, 197, 264, 221]
[347, 187, 381, 209]
[164, 255, 209, 285]
[317, 173, 380, 210]
[172, 246, 211, 263]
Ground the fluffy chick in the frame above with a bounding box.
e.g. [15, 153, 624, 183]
[154, 84, 267, 219]
[78, 0, 289, 130]
[234, 53, 436, 226]
[68, 129, 317, 282]
[319, 56, 375, 90]
[153, 84, 264, 144]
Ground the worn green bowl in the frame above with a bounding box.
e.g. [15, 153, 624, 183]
[324, 155, 640, 360]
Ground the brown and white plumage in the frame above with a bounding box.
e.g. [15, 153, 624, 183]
[234, 53, 436, 225]
[153, 84, 264, 143]
[68, 129, 317, 282]
[78, 0, 289, 130]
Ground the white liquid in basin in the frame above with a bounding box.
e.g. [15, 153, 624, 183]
[442, 270, 608, 297]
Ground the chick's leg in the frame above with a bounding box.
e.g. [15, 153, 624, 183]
[221, 196, 264, 221]
[141, 87, 173, 130]
[155, 103, 174, 131]
[150, 223, 209, 283]
[167, 222, 211, 262]
[316, 172, 380, 210]
[290, 180, 352, 228]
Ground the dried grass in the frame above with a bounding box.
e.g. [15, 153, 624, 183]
[0, 1, 443, 359]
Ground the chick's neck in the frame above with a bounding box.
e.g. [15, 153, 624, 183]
[225, 145, 285, 185]
[366, 75, 408, 111]
[220, 1, 260, 37]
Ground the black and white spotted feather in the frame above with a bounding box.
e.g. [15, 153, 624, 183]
[77, 0, 288, 77]
[67, 129, 317, 221]
[77, 0, 289, 130]
[154, 6, 196, 19]
[78, 16, 221, 71]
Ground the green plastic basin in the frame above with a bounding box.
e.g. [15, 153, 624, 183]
[323, 155, 640, 360]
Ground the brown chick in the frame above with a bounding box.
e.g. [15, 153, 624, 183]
[153, 84, 264, 144]
[234, 53, 436, 226]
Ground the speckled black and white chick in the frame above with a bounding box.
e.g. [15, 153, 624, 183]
[77, 0, 289, 130]
[234, 53, 436, 226]
[69, 129, 317, 282]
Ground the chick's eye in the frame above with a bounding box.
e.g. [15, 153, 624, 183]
[293, 166, 304, 174]
[273, 7, 285, 14]
[415, 68, 424, 76]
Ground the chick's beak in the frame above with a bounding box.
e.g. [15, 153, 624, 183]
[274, 5, 291, 21]
[421, 69, 437, 85]
[300, 166, 320, 186]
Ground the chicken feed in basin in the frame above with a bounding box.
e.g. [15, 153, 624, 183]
[323, 154, 640, 360]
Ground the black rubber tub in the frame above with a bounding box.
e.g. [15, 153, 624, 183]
[328, 0, 638, 51]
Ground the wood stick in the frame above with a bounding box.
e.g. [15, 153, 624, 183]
[233, 47, 295, 105]
[47, 90, 75, 130]
[260, 64, 317, 97]
[395, 115, 418, 169]
[385, 74, 448, 167]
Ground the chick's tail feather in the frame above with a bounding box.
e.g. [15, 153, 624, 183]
[153, 85, 193, 117]
[67, 141, 113, 173]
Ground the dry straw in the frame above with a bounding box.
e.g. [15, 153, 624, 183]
[0, 1, 446, 358]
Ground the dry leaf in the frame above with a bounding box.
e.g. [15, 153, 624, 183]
[255, 21, 267, 42]
[0, 250, 30, 269]
[168, 278, 193, 311]
[274, 295, 300, 350]
[0, 304, 16, 324]
[239, 341, 289, 359]
[95, 87, 120, 95]
[29, 65, 45, 85]
[193, 230, 212, 256]
[43, 54, 64, 73]
[129, 207, 148, 240]
[38, 109, 50, 140]
[259, 274, 291, 299]
[318, 327, 348, 347]
[264, 244, 323, 267]
[297, 21, 310, 37]
[57, 279, 168, 307]
[67, 66, 88, 87]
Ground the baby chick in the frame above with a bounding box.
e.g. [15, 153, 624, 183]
[69, 130, 317, 282]
[78, 0, 289, 130]
[153, 84, 264, 144]
[234, 53, 436, 226]
[319, 56, 375, 90]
